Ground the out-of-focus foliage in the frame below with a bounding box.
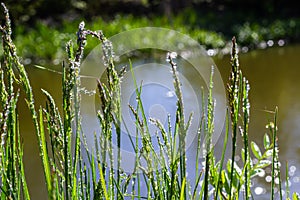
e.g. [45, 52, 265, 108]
[234, 19, 300, 47]
[3, 0, 300, 63]
[1, 0, 74, 24]
[3, 0, 300, 25]
[13, 14, 225, 63]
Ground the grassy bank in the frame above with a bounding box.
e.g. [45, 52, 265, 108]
[11, 9, 300, 64]
[1, 3, 300, 199]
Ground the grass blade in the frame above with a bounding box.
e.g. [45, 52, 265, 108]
[38, 108, 52, 196]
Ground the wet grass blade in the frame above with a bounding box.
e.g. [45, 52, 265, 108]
[203, 66, 215, 200]
[271, 107, 282, 200]
[215, 109, 230, 199]
[17, 123, 31, 200]
[180, 177, 186, 200]
[38, 108, 52, 196]
[242, 77, 251, 199]
[98, 163, 109, 200]
[228, 37, 242, 198]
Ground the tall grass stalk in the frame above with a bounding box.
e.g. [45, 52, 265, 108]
[203, 66, 215, 200]
[167, 52, 188, 199]
[193, 86, 205, 199]
[128, 62, 158, 198]
[242, 77, 251, 199]
[101, 32, 122, 198]
[228, 36, 242, 199]
[0, 3, 33, 199]
[270, 107, 283, 200]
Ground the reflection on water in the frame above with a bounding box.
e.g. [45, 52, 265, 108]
[19, 44, 300, 199]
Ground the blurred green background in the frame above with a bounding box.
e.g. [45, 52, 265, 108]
[2, 0, 300, 63]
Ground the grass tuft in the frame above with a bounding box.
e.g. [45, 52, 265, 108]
[0, 3, 295, 200]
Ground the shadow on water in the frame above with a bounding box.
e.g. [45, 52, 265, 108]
[19, 44, 300, 199]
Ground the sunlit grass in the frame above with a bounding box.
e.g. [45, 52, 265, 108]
[0, 3, 299, 200]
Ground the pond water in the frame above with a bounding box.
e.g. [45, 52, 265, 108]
[18, 44, 300, 199]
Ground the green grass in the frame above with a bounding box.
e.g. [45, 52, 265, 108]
[10, 10, 300, 64]
[12, 15, 225, 64]
[1, 3, 300, 200]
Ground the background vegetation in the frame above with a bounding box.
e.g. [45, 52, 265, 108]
[1, 0, 300, 63]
